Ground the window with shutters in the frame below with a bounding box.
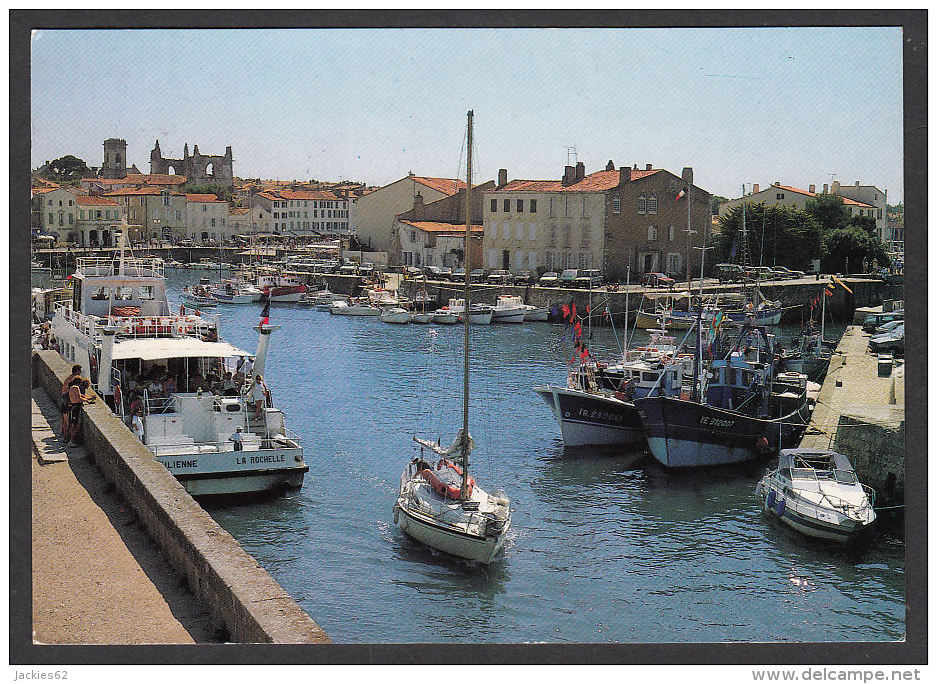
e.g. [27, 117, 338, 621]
[530, 199, 537, 213]
[491, 199, 497, 212]
[638, 194, 647, 214]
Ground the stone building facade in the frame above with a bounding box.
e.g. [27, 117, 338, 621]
[604, 165, 712, 282]
[149, 140, 234, 188]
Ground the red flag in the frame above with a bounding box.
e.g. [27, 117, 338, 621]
[824, 288, 833, 296]
[570, 302, 577, 321]
[586, 305, 591, 314]
[561, 304, 570, 320]
[573, 321, 582, 339]
[195, 308, 201, 316]
[580, 347, 589, 360]
[675, 188, 686, 201]
[260, 299, 271, 325]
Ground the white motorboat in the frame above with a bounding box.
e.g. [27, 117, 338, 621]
[410, 312, 435, 324]
[491, 295, 527, 323]
[49, 233, 307, 497]
[180, 287, 217, 308]
[365, 287, 400, 307]
[211, 280, 258, 304]
[380, 307, 412, 324]
[432, 310, 461, 325]
[394, 110, 511, 564]
[329, 300, 381, 316]
[756, 449, 877, 543]
[300, 286, 348, 308]
[442, 298, 493, 325]
[522, 305, 550, 322]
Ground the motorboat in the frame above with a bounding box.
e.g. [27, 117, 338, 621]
[49, 233, 307, 497]
[380, 307, 412, 324]
[329, 300, 381, 316]
[755, 449, 877, 542]
[522, 304, 550, 322]
[180, 286, 217, 308]
[411, 312, 435, 324]
[432, 310, 461, 325]
[490, 295, 527, 324]
[442, 298, 493, 325]
[211, 279, 259, 304]
[300, 286, 348, 308]
[394, 110, 511, 564]
[255, 270, 307, 302]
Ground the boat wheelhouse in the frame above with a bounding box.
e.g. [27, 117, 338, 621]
[50, 244, 307, 497]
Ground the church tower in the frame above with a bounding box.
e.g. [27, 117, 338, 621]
[102, 138, 128, 178]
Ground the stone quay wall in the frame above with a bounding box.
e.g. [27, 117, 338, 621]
[32, 350, 330, 644]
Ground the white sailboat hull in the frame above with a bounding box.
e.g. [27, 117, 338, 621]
[395, 503, 510, 564]
[491, 306, 526, 323]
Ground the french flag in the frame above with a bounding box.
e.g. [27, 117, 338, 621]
[675, 187, 687, 201]
[260, 300, 270, 326]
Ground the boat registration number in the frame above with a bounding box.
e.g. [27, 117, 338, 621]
[578, 408, 622, 423]
[699, 416, 735, 428]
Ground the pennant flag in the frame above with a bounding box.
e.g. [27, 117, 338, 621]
[831, 275, 853, 294]
[580, 347, 589, 360]
[195, 308, 201, 317]
[570, 302, 578, 321]
[66, 274, 73, 280]
[824, 287, 833, 296]
[561, 304, 570, 320]
[675, 187, 686, 201]
[585, 305, 591, 315]
[603, 306, 611, 319]
[260, 300, 270, 326]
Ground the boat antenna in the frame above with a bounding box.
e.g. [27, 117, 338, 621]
[460, 109, 473, 501]
[622, 265, 630, 362]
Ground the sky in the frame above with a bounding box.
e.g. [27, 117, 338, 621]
[31, 27, 904, 202]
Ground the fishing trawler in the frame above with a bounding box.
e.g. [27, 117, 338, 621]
[49, 232, 308, 497]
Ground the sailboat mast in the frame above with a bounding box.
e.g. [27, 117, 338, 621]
[460, 110, 473, 500]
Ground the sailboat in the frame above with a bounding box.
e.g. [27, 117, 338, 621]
[393, 111, 512, 564]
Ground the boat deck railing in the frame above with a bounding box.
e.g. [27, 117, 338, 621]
[77, 256, 165, 278]
[56, 304, 211, 340]
[763, 474, 875, 520]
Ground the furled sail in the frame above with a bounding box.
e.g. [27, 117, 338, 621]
[413, 430, 474, 457]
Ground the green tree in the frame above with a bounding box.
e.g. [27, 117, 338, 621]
[715, 202, 821, 271]
[804, 193, 851, 234]
[44, 155, 91, 185]
[711, 195, 729, 215]
[823, 227, 883, 273]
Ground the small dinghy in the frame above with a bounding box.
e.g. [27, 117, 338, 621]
[756, 449, 876, 543]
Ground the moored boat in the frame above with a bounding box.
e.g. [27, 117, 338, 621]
[491, 295, 526, 324]
[380, 307, 412, 324]
[755, 449, 876, 542]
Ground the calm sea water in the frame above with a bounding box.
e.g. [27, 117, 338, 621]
[161, 271, 903, 644]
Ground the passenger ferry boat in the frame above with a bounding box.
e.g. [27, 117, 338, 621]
[49, 235, 308, 497]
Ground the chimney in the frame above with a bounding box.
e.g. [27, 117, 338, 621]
[412, 192, 425, 219]
[633, 163, 638, 170]
[498, 168, 507, 188]
[646, 163, 653, 171]
[832, 180, 840, 193]
[619, 167, 632, 185]
[823, 183, 829, 194]
[606, 160, 615, 171]
[773, 180, 780, 187]
[753, 184, 759, 194]
[855, 181, 860, 187]
[809, 184, 816, 193]
[681, 167, 693, 186]
[575, 161, 585, 182]
[562, 165, 576, 186]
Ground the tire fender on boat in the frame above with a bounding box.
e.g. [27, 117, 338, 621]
[393, 505, 400, 525]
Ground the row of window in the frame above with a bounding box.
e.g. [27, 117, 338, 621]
[489, 193, 667, 218]
[543, 251, 595, 270]
[490, 198, 539, 214]
[271, 221, 347, 231]
[46, 198, 74, 207]
[271, 200, 348, 209]
[272, 209, 347, 219]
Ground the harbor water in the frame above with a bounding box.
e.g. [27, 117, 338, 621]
[172, 270, 903, 643]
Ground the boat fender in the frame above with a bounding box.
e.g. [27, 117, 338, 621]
[393, 505, 399, 524]
[756, 436, 771, 455]
[776, 497, 786, 516]
[766, 489, 776, 509]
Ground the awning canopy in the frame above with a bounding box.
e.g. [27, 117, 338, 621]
[111, 337, 251, 361]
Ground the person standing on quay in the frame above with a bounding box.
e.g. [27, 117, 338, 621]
[59, 364, 82, 439]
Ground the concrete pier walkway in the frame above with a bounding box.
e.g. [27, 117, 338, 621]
[798, 326, 904, 500]
[31, 388, 218, 644]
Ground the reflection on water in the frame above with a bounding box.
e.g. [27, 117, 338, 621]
[166, 272, 902, 644]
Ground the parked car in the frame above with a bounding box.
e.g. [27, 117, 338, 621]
[450, 267, 466, 282]
[514, 269, 536, 285]
[538, 271, 560, 287]
[487, 269, 514, 284]
[642, 272, 675, 288]
[574, 269, 603, 288]
[423, 265, 445, 279]
[771, 265, 805, 279]
[874, 319, 904, 335]
[868, 324, 904, 355]
[436, 266, 453, 279]
[358, 262, 375, 277]
[403, 265, 424, 279]
[559, 269, 580, 287]
[862, 311, 903, 333]
[469, 268, 487, 283]
[715, 263, 744, 283]
[339, 263, 359, 275]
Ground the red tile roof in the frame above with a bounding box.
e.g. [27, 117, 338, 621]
[398, 220, 483, 234]
[76, 195, 119, 206]
[775, 184, 874, 208]
[495, 169, 654, 193]
[277, 189, 344, 201]
[409, 177, 467, 196]
[104, 186, 184, 196]
[229, 207, 251, 215]
[185, 193, 225, 203]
